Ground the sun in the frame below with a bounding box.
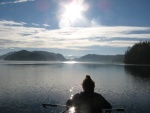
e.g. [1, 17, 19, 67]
[59, 0, 87, 28]
[63, 2, 84, 22]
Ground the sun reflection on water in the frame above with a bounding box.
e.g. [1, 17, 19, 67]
[70, 94, 74, 99]
[70, 87, 74, 99]
[69, 107, 75, 113]
[63, 61, 78, 64]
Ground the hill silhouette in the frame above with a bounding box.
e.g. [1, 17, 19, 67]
[124, 41, 150, 64]
[4, 50, 66, 61]
[1, 50, 124, 62]
[75, 54, 124, 63]
[0, 51, 16, 60]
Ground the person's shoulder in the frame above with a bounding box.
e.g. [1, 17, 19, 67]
[73, 92, 84, 98]
[94, 92, 103, 97]
[93, 92, 106, 99]
[94, 92, 112, 108]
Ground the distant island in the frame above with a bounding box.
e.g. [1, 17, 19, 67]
[2, 50, 66, 61]
[124, 41, 150, 64]
[75, 54, 124, 63]
[1, 41, 150, 64]
[0, 50, 124, 63]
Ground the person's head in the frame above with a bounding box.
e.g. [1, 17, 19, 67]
[82, 75, 95, 93]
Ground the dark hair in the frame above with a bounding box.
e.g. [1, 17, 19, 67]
[82, 75, 95, 92]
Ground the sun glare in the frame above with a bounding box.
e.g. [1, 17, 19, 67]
[63, 2, 83, 21]
[59, 0, 88, 28]
[63, 61, 78, 64]
[69, 107, 75, 113]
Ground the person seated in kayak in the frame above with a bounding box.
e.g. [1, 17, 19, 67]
[66, 75, 112, 113]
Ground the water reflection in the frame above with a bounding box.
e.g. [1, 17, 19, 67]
[69, 107, 75, 113]
[125, 65, 150, 78]
[0, 62, 150, 113]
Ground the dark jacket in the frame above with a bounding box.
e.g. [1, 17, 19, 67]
[67, 92, 112, 113]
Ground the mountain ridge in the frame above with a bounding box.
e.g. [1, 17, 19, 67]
[0, 50, 124, 62]
[75, 54, 124, 63]
[2, 50, 66, 61]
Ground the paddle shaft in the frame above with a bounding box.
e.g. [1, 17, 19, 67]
[103, 108, 124, 112]
[42, 104, 67, 108]
[42, 104, 124, 112]
[42, 104, 68, 113]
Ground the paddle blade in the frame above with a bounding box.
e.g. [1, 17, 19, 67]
[42, 104, 47, 108]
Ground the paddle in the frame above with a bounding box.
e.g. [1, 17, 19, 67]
[42, 104, 67, 108]
[42, 104, 124, 113]
[42, 104, 69, 113]
[103, 108, 124, 113]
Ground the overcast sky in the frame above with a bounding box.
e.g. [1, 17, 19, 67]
[0, 0, 150, 56]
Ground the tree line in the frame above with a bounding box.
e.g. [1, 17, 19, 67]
[124, 41, 150, 64]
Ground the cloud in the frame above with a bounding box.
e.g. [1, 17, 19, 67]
[0, 0, 35, 5]
[32, 23, 40, 27]
[14, 0, 34, 3]
[43, 24, 50, 27]
[0, 20, 150, 50]
[0, 20, 26, 26]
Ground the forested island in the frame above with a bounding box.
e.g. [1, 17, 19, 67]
[0, 41, 150, 64]
[124, 41, 150, 64]
[75, 54, 124, 63]
[0, 50, 124, 63]
[1, 50, 66, 61]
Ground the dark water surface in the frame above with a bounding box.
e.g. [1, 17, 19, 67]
[0, 61, 150, 113]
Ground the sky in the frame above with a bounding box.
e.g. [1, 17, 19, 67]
[0, 0, 150, 56]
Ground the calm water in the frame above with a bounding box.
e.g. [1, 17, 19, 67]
[0, 61, 150, 113]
